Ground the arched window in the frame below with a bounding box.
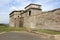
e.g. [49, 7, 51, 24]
[29, 11, 31, 16]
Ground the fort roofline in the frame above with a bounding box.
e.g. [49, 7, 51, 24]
[23, 8, 42, 14]
[9, 3, 60, 15]
[47, 8, 60, 12]
[9, 8, 60, 15]
[25, 3, 41, 9]
[43, 8, 60, 13]
[9, 10, 24, 15]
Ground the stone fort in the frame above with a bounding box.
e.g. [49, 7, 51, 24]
[9, 3, 60, 31]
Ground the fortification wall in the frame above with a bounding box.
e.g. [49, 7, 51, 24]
[23, 9, 60, 31]
[36, 9, 60, 31]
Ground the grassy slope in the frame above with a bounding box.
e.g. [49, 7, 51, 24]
[36, 29, 60, 35]
[0, 25, 60, 35]
[0, 26, 26, 32]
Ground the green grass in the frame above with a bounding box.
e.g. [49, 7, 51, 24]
[0, 26, 26, 32]
[0, 25, 60, 35]
[35, 29, 60, 35]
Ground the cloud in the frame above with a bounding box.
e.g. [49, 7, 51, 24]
[9, 0, 32, 11]
[10, 6, 20, 10]
[0, 0, 11, 7]
[32, 0, 60, 11]
[15, 0, 32, 7]
[0, 12, 9, 23]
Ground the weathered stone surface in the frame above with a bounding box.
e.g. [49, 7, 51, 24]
[9, 3, 60, 31]
[54, 35, 60, 40]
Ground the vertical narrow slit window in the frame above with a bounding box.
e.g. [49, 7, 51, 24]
[29, 11, 31, 16]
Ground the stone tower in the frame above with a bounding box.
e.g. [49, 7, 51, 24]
[23, 4, 42, 28]
[9, 10, 24, 27]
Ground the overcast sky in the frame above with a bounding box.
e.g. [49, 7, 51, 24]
[0, 0, 60, 24]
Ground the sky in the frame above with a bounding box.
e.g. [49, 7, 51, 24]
[0, 0, 60, 24]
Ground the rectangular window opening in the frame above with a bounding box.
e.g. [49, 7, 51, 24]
[29, 11, 31, 16]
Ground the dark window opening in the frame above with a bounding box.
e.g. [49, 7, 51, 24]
[18, 16, 19, 17]
[15, 18, 16, 20]
[29, 11, 31, 16]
